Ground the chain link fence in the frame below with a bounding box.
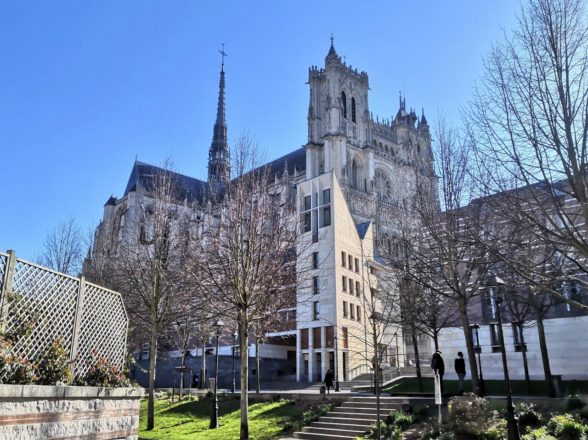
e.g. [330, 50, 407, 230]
[0, 251, 128, 380]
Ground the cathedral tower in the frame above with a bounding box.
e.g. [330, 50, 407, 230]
[208, 48, 231, 197]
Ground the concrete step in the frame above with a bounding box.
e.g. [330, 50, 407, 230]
[341, 401, 401, 410]
[303, 426, 367, 437]
[332, 406, 386, 415]
[312, 421, 373, 431]
[326, 410, 378, 420]
[293, 432, 357, 440]
[318, 416, 375, 426]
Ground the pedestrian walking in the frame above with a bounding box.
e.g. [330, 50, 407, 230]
[454, 351, 466, 394]
[324, 370, 334, 394]
[431, 350, 445, 393]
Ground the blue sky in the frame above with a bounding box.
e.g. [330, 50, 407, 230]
[0, 1, 520, 261]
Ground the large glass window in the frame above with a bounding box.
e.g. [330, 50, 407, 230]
[313, 301, 320, 320]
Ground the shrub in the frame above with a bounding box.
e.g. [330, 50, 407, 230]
[35, 339, 72, 385]
[517, 402, 543, 430]
[565, 395, 586, 411]
[546, 413, 588, 440]
[80, 350, 129, 387]
[0, 337, 36, 384]
[385, 410, 416, 430]
[448, 393, 492, 437]
[482, 418, 507, 440]
[521, 426, 557, 440]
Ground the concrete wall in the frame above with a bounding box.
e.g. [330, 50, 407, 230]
[0, 385, 143, 440]
[131, 355, 296, 389]
[437, 315, 588, 380]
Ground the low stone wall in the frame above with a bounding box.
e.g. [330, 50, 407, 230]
[0, 385, 144, 440]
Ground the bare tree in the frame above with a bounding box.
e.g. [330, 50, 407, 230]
[189, 137, 299, 440]
[108, 161, 192, 431]
[395, 119, 493, 396]
[470, 0, 588, 311]
[37, 218, 83, 276]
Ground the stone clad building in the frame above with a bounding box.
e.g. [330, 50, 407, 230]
[88, 40, 436, 385]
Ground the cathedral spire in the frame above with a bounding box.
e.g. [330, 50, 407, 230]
[208, 44, 231, 197]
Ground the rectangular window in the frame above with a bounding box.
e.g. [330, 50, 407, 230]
[342, 276, 347, 292]
[343, 301, 348, 318]
[355, 258, 359, 273]
[313, 276, 319, 295]
[326, 326, 334, 348]
[341, 252, 346, 267]
[301, 328, 309, 349]
[313, 301, 320, 320]
[322, 188, 331, 204]
[490, 323, 501, 351]
[349, 280, 354, 295]
[357, 305, 361, 322]
[356, 281, 361, 297]
[322, 206, 331, 227]
[312, 252, 319, 269]
[304, 212, 311, 232]
[313, 327, 322, 348]
[350, 304, 355, 320]
[342, 327, 349, 348]
[512, 323, 526, 352]
[348, 255, 353, 270]
[370, 287, 376, 299]
[304, 195, 311, 211]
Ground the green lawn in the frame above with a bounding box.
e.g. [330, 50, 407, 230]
[385, 378, 588, 396]
[138, 396, 304, 440]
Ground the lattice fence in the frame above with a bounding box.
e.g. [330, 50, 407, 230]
[0, 251, 128, 381]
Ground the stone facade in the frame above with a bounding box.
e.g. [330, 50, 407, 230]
[89, 41, 434, 384]
[0, 385, 143, 440]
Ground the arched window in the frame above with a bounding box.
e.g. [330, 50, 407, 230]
[351, 97, 356, 123]
[341, 92, 347, 119]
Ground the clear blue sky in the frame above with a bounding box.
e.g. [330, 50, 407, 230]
[0, 1, 520, 261]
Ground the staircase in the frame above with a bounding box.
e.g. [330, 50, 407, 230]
[292, 395, 404, 439]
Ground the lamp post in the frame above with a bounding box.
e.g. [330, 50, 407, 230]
[232, 329, 238, 394]
[209, 319, 224, 429]
[334, 332, 340, 392]
[487, 274, 520, 440]
[470, 324, 486, 396]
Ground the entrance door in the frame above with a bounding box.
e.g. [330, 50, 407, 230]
[342, 352, 348, 381]
[328, 352, 334, 372]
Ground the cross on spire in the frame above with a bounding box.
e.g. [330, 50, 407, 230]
[219, 43, 228, 71]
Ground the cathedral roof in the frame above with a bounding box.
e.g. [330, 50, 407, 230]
[124, 161, 208, 204]
[263, 148, 306, 180]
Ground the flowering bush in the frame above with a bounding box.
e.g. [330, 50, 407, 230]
[79, 350, 129, 387]
[35, 339, 73, 385]
[0, 337, 36, 384]
[448, 393, 493, 437]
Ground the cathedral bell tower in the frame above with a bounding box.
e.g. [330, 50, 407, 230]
[305, 38, 371, 186]
[208, 46, 231, 198]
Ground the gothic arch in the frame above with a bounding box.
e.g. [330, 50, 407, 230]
[341, 91, 347, 119]
[350, 155, 364, 190]
[374, 167, 393, 201]
[351, 97, 357, 123]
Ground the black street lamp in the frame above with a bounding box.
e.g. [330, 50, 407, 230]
[209, 319, 224, 429]
[487, 274, 520, 440]
[334, 332, 340, 392]
[232, 329, 238, 394]
[470, 324, 486, 395]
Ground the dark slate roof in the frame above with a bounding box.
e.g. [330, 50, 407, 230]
[356, 221, 371, 240]
[124, 161, 209, 204]
[264, 148, 306, 180]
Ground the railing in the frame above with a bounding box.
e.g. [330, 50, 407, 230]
[0, 250, 128, 380]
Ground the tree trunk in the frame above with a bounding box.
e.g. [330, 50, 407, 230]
[255, 336, 260, 394]
[433, 331, 439, 352]
[537, 316, 555, 397]
[519, 328, 531, 395]
[411, 324, 423, 393]
[147, 317, 158, 431]
[200, 340, 206, 390]
[239, 313, 249, 440]
[459, 303, 480, 395]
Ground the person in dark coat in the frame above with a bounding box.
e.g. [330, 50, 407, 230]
[324, 370, 334, 394]
[454, 351, 466, 395]
[431, 350, 445, 393]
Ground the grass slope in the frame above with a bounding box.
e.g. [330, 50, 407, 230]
[139, 397, 303, 440]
